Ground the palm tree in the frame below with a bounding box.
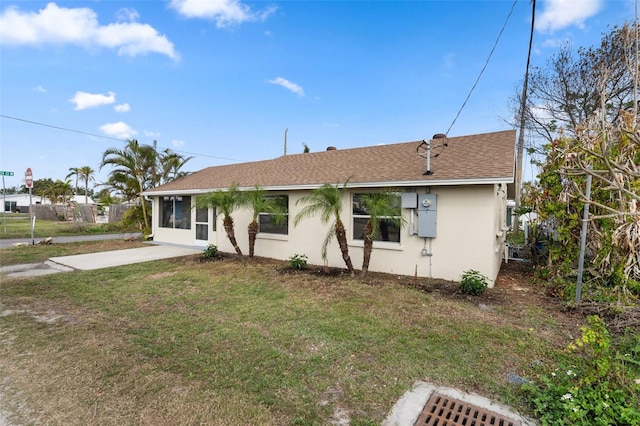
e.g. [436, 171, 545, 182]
[76, 166, 95, 204]
[100, 139, 157, 232]
[58, 179, 73, 205]
[158, 148, 193, 184]
[101, 140, 193, 233]
[43, 180, 62, 205]
[358, 192, 405, 277]
[294, 180, 355, 275]
[196, 183, 245, 256]
[65, 167, 80, 195]
[245, 186, 286, 258]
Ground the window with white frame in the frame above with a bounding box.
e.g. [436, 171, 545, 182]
[258, 195, 288, 235]
[352, 193, 401, 242]
[160, 195, 192, 229]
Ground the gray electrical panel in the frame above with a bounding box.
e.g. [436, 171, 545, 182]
[401, 192, 417, 209]
[417, 194, 437, 237]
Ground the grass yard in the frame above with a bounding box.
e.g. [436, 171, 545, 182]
[0, 244, 581, 425]
[0, 213, 123, 239]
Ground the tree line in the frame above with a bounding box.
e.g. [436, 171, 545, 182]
[511, 23, 639, 303]
[2, 140, 192, 231]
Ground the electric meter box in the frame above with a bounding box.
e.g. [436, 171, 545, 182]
[401, 192, 417, 209]
[417, 194, 437, 237]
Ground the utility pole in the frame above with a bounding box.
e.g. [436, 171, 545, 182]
[513, 0, 536, 235]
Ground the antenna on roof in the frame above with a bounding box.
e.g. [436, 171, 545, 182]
[416, 133, 448, 175]
[284, 128, 288, 155]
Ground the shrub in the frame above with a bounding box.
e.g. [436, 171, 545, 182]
[289, 254, 308, 270]
[203, 244, 219, 259]
[460, 269, 488, 295]
[522, 316, 640, 425]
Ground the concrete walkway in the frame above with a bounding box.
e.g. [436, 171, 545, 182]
[49, 245, 201, 271]
[0, 244, 202, 279]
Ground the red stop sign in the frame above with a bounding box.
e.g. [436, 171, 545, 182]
[25, 167, 33, 189]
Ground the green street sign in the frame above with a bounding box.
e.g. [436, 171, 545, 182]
[0, 171, 14, 176]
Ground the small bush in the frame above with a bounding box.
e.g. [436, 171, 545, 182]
[203, 244, 219, 259]
[522, 316, 640, 425]
[289, 254, 308, 270]
[460, 269, 488, 295]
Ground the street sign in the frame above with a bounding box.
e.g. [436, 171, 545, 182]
[0, 171, 13, 176]
[25, 167, 33, 189]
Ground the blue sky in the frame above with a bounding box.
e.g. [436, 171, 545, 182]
[0, 0, 635, 191]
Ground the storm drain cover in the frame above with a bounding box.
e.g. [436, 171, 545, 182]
[414, 392, 521, 426]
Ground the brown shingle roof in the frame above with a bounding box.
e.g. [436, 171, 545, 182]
[146, 130, 516, 194]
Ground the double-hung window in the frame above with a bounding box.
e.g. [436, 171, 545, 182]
[160, 196, 192, 229]
[258, 195, 288, 235]
[352, 193, 401, 242]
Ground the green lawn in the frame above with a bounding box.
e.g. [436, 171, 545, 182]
[0, 245, 579, 425]
[0, 213, 124, 239]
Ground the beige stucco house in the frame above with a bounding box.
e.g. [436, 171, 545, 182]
[144, 130, 516, 286]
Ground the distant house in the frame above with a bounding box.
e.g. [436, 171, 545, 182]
[145, 130, 516, 286]
[69, 195, 96, 205]
[1, 193, 49, 213]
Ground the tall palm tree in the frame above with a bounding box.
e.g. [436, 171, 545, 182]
[158, 148, 193, 184]
[77, 166, 95, 204]
[100, 139, 157, 232]
[245, 186, 286, 258]
[65, 167, 80, 195]
[358, 192, 405, 277]
[196, 183, 245, 256]
[294, 180, 355, 275]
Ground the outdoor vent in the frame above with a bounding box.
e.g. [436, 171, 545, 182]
[414, 392, 521, 426]
[326, 146, 337, 151]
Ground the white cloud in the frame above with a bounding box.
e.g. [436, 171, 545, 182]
[172, 139, 186, 147]
[268, 77, 304, 97]
[0, 3, 178, 60]
[116, 8, 139, 22]
[144, 130, 161, 138]
[170, 0, 276, 28]
[33, 85, 46, 93]
[70, 91, 116, 111]
[99, 122, 137, 139]
[114, 103, 130, 112]
[536, 0, 603, 33]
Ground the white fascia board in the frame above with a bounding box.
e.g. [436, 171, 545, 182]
[143, 177, 514, 196]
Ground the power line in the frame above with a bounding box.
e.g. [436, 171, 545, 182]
[0, 113, 240, 162]
[444, 0, 519, 137]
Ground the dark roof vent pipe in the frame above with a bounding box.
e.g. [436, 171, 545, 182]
[326, 146, 337, 151]
[423, 139, 433, 176]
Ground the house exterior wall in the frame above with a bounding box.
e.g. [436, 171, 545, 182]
[1, 194, 47, 213]
[150, 183, 507, 286]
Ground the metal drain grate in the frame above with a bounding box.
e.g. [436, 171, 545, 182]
[414, 392, 521, 426]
